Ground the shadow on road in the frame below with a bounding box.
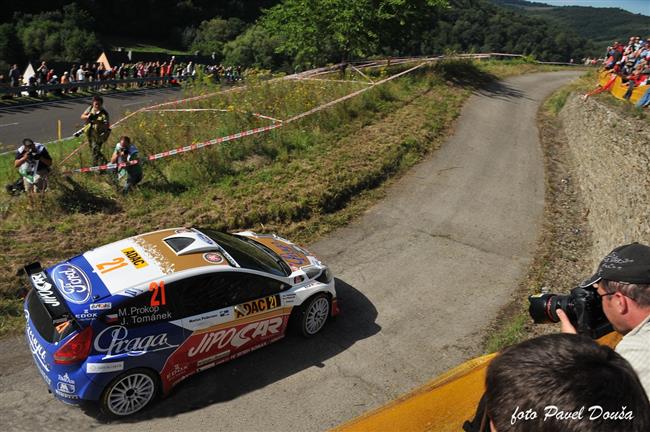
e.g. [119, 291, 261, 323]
[85, 277, 380, 423]
[473, 80, 529, 101]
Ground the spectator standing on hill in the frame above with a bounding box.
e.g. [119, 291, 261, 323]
[14, 138, 52, 193]
[80, 95, 111, 165]
[76, 65, 85, 83]
[9, 64, 21, 87]
[110, 136, 142, 194]
[558, 242, 650, 397]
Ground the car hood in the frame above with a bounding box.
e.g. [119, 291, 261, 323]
[234, 231, 323, 272]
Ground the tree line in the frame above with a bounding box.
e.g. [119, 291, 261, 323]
[0, 0, 597, 73]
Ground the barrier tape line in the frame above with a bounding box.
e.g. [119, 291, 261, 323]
[294, 77, 374, 85]
[62, 122, 284, 174]
[144, 108, 284, 123]
[65, 59, 431, 175]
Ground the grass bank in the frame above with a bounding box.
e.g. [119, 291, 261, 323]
[483, 71, 597, 352]
[0, 59, 569, 336]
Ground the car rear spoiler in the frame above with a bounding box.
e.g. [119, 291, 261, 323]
[24, 262, 70, 324]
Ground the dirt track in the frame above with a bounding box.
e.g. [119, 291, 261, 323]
[0, 71, 580, 432]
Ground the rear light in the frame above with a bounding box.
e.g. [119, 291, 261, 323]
[54, 326, 93, 364]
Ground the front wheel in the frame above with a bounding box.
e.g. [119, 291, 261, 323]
[100, 368, 159, 417]
[291, 293, 330, 337]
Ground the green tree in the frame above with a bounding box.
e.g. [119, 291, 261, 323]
[223, 24, 288, 70]
[262, 0, 448, 68]
[190, 17, 247, 59]
[0, 23, 23, 71]
[15, 5, 99, 62]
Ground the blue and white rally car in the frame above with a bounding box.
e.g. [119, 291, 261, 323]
[24, 227, 338, 416]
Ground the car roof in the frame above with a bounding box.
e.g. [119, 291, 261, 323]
[78, 227, 233, 297]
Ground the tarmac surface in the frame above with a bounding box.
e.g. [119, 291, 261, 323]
[0, 71, 581, 431]
[0, 87, 183, 153]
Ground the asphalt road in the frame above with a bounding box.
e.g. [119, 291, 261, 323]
[0, 71, 581, 432]
[0, 87, 183, 153]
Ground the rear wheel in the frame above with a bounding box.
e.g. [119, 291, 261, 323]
[291, 293, 330, 337]
[100, 368, 159, 417]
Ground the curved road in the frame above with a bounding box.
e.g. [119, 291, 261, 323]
[0, 87, 183, 153]
[0, 71, 580, 431]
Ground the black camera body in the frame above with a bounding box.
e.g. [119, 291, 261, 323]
[528, 286, 613, 339]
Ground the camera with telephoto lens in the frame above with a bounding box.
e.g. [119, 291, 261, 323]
[528, 286, 613, 339]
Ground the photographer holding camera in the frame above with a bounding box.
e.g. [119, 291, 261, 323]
[110, 136, 142, 195]
[14, 138, 52, 193]
[80, 95, 111, 166]
[529, 242, 650, 397]
[556, 243, 650, 396]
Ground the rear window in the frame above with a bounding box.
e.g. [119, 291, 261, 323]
[26, 290, 77, 343]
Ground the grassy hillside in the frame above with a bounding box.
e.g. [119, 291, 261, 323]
[493, 0, 650, 52]
[0, 60, 570, 336]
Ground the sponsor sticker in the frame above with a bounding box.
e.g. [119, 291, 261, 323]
[234, 294, 282, 318]
[75, 311, 98, 321]
[271, 240, 309, 269]
[196, 232, 216, 245]
[51, 263, 92, 304]
[86, 362, 124, 374]
[121, 247, 148, 269]
[188, 316, 284, 357]
[27, 326, 49, 372]
[56, 381, 75, 394]
[203, 252, 224, 264]
[94, 326, 178, 360]
[30, 272, 60, 307]
[90, 302, 112, 311]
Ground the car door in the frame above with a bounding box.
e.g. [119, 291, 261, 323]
[158, 271, 289, 388]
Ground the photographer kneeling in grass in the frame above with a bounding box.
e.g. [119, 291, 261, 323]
[110, 135, 142, 195]
[14, 138, 52, 193]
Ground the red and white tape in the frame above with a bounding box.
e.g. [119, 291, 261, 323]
[65, 60, 430, 175]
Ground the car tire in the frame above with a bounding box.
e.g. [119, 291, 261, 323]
[291, 293, 330, 337]
[100, 368, 159, 417]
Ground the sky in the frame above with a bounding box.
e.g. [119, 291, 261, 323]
[540, 0, 650, 16]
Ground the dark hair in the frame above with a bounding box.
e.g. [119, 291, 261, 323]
[485, 333, 650, 432]
[119, 135, 131, 144]
[92, 95, 103, 104]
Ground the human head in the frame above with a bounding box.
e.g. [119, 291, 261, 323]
[485, 333, 650, 432]
[22, 138, 35, 149]
[119, 136, 131, 149]
[92, 95, 103, 108]
[579, 243, 650, 333]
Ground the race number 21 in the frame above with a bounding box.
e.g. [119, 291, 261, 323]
[149, 281, 166, 306]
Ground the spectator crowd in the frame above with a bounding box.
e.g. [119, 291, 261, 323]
[0, 55, 244, 99]
[583, 35, 650, 108]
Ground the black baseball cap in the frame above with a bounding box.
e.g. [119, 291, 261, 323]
[22, 138, 34, 146]
[580, 242, 650, 287]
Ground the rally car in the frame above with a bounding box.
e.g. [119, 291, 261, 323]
[23, 227, 338, 417]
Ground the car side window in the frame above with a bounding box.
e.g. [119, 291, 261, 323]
[166, 274, 231, 319]
[224, 272, 286, 305]
[169, 272, 288, 319]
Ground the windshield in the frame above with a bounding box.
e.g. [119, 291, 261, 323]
[199, 229, 290, 277]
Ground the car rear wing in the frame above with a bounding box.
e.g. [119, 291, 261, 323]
[24, 262, 70, 324]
